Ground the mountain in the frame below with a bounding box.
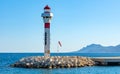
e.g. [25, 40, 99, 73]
[76, 44, 120, 53]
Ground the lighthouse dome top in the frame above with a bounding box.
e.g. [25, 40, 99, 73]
[44, 5, 50, 10]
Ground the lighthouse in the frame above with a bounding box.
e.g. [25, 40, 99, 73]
[41, 5, 53, 57]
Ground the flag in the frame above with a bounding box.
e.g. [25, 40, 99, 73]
[58, 41, 62, 47]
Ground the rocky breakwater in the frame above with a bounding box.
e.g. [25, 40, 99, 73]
[11, 56, 95, 69]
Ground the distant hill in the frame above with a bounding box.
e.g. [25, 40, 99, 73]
[76, 44, 120, 53]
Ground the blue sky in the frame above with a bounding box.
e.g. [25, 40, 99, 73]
[0, 0, 120, 52]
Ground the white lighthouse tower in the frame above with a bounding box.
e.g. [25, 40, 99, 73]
[41, 5, 53, 57]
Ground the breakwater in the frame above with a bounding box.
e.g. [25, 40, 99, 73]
[11, 56, 95, 68]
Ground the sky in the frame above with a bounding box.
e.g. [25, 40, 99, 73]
[0, 0, 120, 52]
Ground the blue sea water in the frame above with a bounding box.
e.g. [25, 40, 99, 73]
[0, 53, 120, 74]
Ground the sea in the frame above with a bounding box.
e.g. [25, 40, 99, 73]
[0, 53, 120, 74]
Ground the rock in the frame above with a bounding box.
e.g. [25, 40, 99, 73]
[11, 56, 95, 69]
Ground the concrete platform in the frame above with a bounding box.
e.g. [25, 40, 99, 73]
[91, 57, 120, 66]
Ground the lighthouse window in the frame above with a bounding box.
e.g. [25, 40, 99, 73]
[46, 16, 49, 18]
[45, 32, 47, 45]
